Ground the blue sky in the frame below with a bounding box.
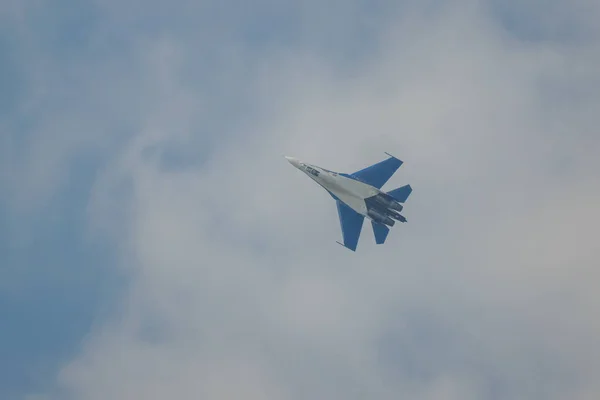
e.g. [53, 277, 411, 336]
[0, 134, 123, 398]
[2, 1, 600, 399]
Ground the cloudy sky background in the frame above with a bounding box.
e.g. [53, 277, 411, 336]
[1, 0, 600, 399]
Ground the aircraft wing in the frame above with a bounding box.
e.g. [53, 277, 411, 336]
[336, 201, 364, 251]
[350, 154, 403, 189]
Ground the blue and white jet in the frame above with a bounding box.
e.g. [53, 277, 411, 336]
[285, 153, 412, 251]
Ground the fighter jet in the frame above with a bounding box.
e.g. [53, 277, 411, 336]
[285, 153, 412, 251]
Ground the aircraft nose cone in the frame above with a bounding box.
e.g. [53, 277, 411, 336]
[285, 156, 300, 168]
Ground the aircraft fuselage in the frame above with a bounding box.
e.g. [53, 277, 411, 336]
[285, 156, 406, 226]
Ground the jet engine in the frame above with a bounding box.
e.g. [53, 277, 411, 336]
[368, 209, 395, 226]
[388, 201, 403, 212]
[384, 208, 407, 223]
[387, 209, 404, 221]
[376, 195, 404, 212]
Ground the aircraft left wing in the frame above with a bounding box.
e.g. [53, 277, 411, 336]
[350, 153, 403, 189]
[336, 201, 364, 251]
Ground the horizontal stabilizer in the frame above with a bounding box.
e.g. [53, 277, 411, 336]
[387, 184, 412, 203]
[372, 221, 390, 244]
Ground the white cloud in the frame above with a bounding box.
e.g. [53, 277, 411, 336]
[10, 0, 599, 399]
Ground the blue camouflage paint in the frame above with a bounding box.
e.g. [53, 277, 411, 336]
[336, 201, 364, 251]
[350, 155, 403, 189]
[387, 184, 413, 203]
[371, 221, 390, 244]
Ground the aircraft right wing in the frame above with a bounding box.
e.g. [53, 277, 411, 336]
[349, 154, 403, 189]
[336, 201, 364, 251]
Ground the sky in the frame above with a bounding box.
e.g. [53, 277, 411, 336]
[1, 0, 600, 399]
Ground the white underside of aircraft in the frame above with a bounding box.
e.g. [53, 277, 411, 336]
[286, 156, 377, 217]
